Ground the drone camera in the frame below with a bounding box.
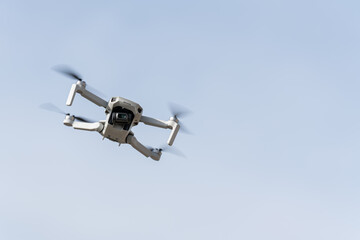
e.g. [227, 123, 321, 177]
[113, 112, 131, 124]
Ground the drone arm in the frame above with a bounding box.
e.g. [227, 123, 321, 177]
[66, 84, 78, 106]
[126, 134, 161, 161]
[140, 115, 180, 146]
[63, 116, 104, 132]
[80, 88, 107, 108]
[140, 116, 169, 129]
[66, 82, 108, 108]
[72, 122, 104, 132]
[167, 120, 180, 146]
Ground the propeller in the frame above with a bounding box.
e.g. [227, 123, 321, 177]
[149, 145, 186, 158]
[52, 65, 107, 99]
[53, 65, 82, 81]
[40, 102, 94, 123]
[169, 102, 192, 134]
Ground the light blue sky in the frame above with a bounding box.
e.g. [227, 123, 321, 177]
[1, 0, 360, 239]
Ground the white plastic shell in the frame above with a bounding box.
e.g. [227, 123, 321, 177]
[101, 97, 143, 144]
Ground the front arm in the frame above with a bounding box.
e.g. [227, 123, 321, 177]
[66, 81, 108, 108]
[140, 115, 180, 146]
[126, 133, 161, 161]
[63, 115, 104, 132]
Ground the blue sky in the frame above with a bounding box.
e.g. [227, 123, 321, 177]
[1, 0, 360, 239]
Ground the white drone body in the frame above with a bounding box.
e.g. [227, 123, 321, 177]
[62, 80, 180, 161]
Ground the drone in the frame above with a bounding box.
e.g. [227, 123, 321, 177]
[42, 66, 190, 161]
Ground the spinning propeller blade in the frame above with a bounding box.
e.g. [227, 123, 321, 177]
[73, 116, 93, 123]
[40, 102, 94, 123]
[40, 102, 67, 115]
[159, 145, 186, 158]
[169, 102, 191, 119]
[169, 102, 192, 134]
[53, 65, 82, 81]
[53, 65, 107, 99]
[148, 145, 186, 158]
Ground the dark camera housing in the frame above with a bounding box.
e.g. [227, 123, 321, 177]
[109, 106, 135, 130]
[113, 112, 130, 124]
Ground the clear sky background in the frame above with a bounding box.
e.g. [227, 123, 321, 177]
[1, 0, 360, 239]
